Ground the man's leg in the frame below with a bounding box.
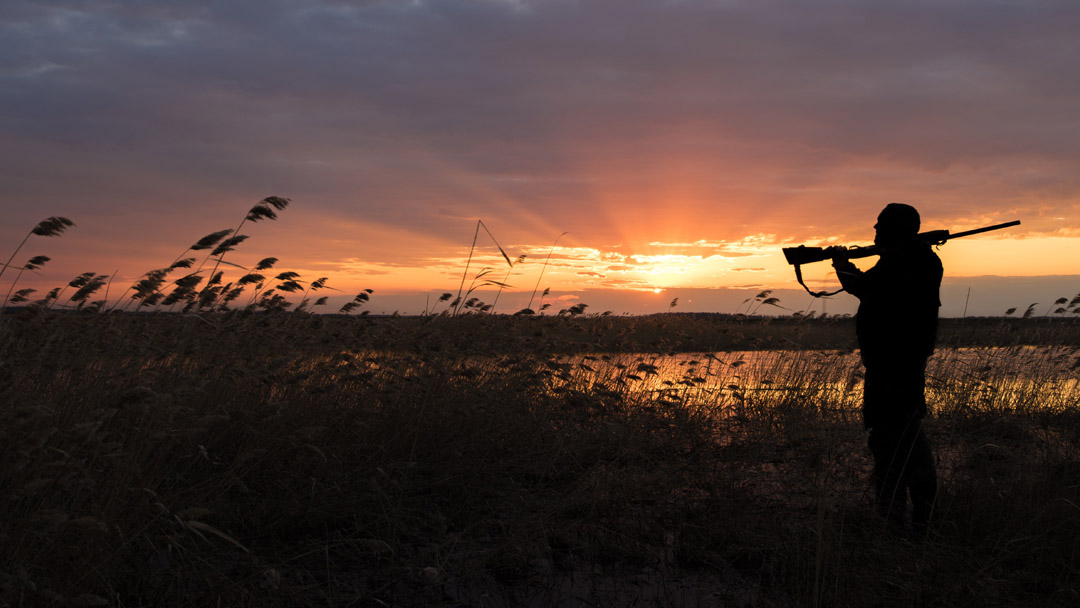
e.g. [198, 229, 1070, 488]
[863, 359, 934, 532]
[904, 420, 937, 534]
[868, 425, 908, 529]
[869, 416, 937, 536]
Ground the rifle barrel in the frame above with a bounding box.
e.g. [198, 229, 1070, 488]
[947, 220, 1021, 240]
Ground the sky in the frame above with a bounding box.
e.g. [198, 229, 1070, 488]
[2, 0, 1079, 316]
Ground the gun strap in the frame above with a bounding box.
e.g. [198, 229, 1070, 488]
[794, 263, 845, 298]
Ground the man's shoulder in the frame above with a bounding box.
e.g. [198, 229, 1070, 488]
[875, 241, 942, 284]
[921, 242, 943, 271]
[902, 239, 942, 265]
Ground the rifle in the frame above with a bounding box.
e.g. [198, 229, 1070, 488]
[783, 220, 1021, 297]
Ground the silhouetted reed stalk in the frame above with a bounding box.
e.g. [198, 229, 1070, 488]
[241, 257, 280, 308]
[0, 217, 74, 283]
[62, 272, 109, 310]
[295, 277, 336, 312]
[489, 254, 526, 314]
[195, 196, 289, 308]
[101, 269, 118, 310]
[154, 272, 205, 312]
[1, 255, 50, 310]
[1, 217, 74, 310]
[452, 221, 482, 315]
[3, 314, 1080, 606]
[426, 292, 454, 316]
[338, 289, 373, 314]
[114, 229, 233, 311]
[537, 286, 551, 313]
[526, 232, 567, 314]
[740, 289, 785, 315]
[8, 317, 1080, 604]
[108, 198, 286, 313]
[452, 219, 513, 316]
[462, 268, 497, 313]
[261, 272, 306, 313]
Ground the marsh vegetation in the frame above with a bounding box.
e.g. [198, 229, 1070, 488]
[4, 202, 1080, 605]
[2, 311, 1079, 607]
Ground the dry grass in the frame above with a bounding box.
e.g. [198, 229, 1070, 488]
[1, 312, 1079, 607]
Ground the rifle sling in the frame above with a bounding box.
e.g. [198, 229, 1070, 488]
[794, 263, 845, 298]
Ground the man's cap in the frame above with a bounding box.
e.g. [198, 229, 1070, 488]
[878, 203, 921, 236]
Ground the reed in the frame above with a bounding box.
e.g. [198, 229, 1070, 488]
[525, 231, 567, 314]
[1, 313, 1077, 606]
[3, 203, 1079, 606]
[1, 255, 50, 310]
[452, 219, 515, 316]
[194, 196, 289, 309]
[1, 218, 74, 311]
[0, 217, 74, 283]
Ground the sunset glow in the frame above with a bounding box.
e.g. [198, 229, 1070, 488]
[3, 1, 1079, 315]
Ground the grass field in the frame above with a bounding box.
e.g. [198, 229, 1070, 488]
[2, 311, 1079, 607]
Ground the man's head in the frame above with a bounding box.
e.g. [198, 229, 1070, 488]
[874, 203, 920, 247]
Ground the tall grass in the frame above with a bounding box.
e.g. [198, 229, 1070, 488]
[194, 196, 289, 305]
[1, 313, 1078, 606]
[0, 198, 373, 316]
[0, 217, 74, 309]
[2, 205, 567, 318]
[451, 219, 517, 316]
[3, 204, 1079, 605]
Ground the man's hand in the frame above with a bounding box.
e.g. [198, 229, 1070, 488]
[826, 246, 849, 262]
[829, 246, 857, 274]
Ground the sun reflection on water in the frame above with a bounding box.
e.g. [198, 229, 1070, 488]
[555, 346, 1080, 416]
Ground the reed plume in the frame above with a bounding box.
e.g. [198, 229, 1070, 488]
[9, 288, 35, 303]
[45, 271, 91, 310]
[190, 229, 234, 253]
[2, 255, 51, 309]
[339, 289, 373, 314]
[1, 217, 74, 307]
[427, 292, 454, 316]
[1048, 297, 1069, 316]
[160, 272, 204, 309]
[254, 257, 278, 271]
[197, 197, 290, 307]
[113, 228, 229, 311]
[296, 277, 333, 312]
[244, 258, 279, 305]
[68, 273, 109, 309]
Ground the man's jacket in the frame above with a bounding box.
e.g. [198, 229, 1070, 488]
[833, 239, 943, 369]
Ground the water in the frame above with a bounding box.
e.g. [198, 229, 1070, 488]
[556, 346, 1080, 414]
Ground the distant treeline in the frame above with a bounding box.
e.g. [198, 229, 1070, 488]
[3, 309, 1076, 356]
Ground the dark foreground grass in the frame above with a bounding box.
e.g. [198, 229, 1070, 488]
[1, 312, 1079, 606]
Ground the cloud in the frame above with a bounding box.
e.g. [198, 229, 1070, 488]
[2, 0, 1079, 299]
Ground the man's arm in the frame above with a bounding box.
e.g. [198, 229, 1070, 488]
[830, 248, 866, 298]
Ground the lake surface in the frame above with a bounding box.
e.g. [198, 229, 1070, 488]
[557, 346, 1080, 414]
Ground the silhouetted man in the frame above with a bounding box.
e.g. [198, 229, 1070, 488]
[831, 203, 942, 537]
